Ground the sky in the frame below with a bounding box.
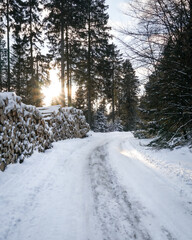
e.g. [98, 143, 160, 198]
[105, 0, 133, 54]
[106, 0, 129, 29]
[105, 0, 147, 91]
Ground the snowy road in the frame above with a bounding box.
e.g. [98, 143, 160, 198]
[0, 132, 192, 240]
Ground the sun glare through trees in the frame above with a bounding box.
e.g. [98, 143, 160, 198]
[42, 69, 61, 106]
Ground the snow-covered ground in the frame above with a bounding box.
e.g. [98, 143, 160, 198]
[0, 132, 192, 240]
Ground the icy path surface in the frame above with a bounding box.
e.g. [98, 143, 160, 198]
[0, 132, 192, 240]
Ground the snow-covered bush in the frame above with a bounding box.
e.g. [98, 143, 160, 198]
[93, 109, 109, 133]
[108, 118, 124, 132]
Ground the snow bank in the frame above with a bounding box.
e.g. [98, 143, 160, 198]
[0, 93, 90, 171]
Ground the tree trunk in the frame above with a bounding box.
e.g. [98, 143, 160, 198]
[30, 5, 33, 78]
[69, 43, 72, 104]
[16, 54, 21, 96]
[189, 0, 192, 65]
[0, 40, 2, 91]
[112, 62, 115, 123]
[66, 24, 71, 106]
[60, 16, 65, 107]
[6, 0, 10, 91]
[87, 1, 92, 126]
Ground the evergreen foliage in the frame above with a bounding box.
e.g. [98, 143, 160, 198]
[93, 105, 109, 133]
[0, 0, 50, 106]
[74, 0, 111, 126]
[119, 60, 139, 131]
[44, 0, 84, 106]
[139, 36, 192, 147]
[21, 0, 48, 106]
[0, 0, 140, 135]
[75, 84, 87, 111]
[108, 118, 123, 132]
[121, 0, 192, 148]
[0, 38, 7, 91]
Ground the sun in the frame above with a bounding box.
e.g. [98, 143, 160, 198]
[42, 69, 61, 106]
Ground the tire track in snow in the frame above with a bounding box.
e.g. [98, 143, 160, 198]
[89, 145, 152, 240]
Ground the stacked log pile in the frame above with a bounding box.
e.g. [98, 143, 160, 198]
[0, 93, 90, 171]
[38, 105, 90, 141]
[0, 93, 53, 171]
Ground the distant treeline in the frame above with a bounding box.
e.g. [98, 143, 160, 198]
[0, 0, 139, 130]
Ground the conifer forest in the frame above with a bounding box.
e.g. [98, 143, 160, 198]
[0, 0, 192, 148]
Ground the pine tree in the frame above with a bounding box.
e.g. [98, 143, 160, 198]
[140, 34, 192, 147]
[0, 0, 6, 90]
[0, 0, 11, 91]
[109, 118, 123, 132]
[0, 37, 7, 91]
[119, 60, 139, 131]
[44, 0, 86, 106]
[11, 37, 26, 99]
[10, 0, 26, 98]
[102, 44, 122, 124]
[75, 84, 87, 111]
[76, 0, 111, 126]
[0, 1, 3, 36]
[21, 0, 45, 105]
[93, 105, 109, 132]
[122, 0, 192, 146]
[137, 73, 161, 138]
[8, 0, 49, 106]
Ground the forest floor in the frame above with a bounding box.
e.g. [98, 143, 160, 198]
[0, 132, 192, 240]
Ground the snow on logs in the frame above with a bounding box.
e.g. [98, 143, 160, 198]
[0, 93, 90, 171]
[0, 93, 52, 171]
[38, 105, 90, 141]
